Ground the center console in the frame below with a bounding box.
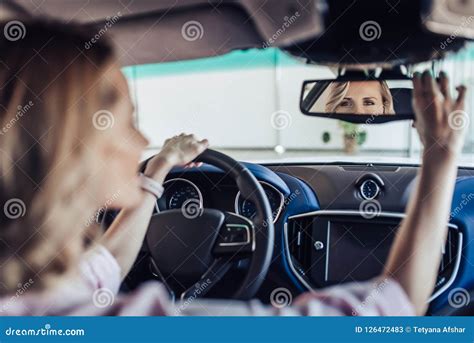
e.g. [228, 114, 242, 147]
[285, 211, 462, 301]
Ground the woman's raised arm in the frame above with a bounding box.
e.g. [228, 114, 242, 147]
[98, 134, 208, 279]
[384, 71, 467, 315]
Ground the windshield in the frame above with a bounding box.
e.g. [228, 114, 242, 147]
[124, 47, 474, 165]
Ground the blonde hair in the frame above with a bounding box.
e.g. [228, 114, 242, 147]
[0, 20, 118, 294]
[325, 81, 395, 114]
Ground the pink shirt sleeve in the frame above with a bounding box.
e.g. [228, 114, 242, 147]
[0, 245, 415, 316]
[79, 245, 122, 295]
[178, 278, 415, 316]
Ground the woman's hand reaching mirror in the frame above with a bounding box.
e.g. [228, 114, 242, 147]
[412, 71, 467, 157]
[384, 71, 467, 315]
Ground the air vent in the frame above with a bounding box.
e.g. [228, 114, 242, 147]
[435, 228, 461, 294]
[441, 230, 455, 270]
[287, 218, 313, 274]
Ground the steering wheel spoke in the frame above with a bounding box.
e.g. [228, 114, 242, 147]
[213, 212, 255, 257]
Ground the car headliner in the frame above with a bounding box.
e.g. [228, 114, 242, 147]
[2, 0, 322, 66]
[2, 0, 472, 69]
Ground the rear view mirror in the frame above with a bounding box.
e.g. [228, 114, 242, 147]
[300, 77, 414, 124]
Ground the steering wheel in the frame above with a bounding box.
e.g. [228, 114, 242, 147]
[145, 149, 274, 300]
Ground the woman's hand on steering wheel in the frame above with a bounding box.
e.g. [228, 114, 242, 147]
[144, 133, 209, 181]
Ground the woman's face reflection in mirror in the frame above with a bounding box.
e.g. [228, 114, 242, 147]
[325, 81, 395, 115]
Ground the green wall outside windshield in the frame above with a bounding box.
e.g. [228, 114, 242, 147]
[122, 48, 300, 79]
[123, 43, 474, 79]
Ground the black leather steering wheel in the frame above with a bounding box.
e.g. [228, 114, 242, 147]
[145, 149, 274, 300]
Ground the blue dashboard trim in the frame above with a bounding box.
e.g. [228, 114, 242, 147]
[429, 176, 474, 312]
[274, 172, 320, 292]
[168, 160, 474, 311]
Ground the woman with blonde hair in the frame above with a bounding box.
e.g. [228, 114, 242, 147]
[325, 80, 395, 115]
[0, 19, 208, 310]
[0, 20, 467, 316]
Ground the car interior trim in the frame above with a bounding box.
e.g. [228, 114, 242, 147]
[234, 180, 285, 223]
[283, 210, 462, 303]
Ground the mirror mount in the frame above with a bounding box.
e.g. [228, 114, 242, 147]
[337, 66, 409, 80]
[336, 69, 372, 81]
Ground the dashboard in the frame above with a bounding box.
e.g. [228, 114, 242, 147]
[126, 161, 474, 315]
[156, 177, 286, 223]
[285, 210, 461, 303]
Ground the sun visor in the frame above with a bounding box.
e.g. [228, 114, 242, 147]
[423, 0, 474, 41]
[6, 0, 324, 66]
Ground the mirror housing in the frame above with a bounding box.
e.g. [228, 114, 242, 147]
[300, 73, 415, 124]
